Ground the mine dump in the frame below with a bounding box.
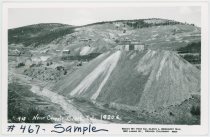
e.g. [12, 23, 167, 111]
[8, 18, 201, 124]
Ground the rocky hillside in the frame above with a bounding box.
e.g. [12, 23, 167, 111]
[9, 19, 201, 66]
[9, 18, 200, 50]
[9, 18, 201, 65]
[50, 19, 200, 55]
[8, 18, 201, 124]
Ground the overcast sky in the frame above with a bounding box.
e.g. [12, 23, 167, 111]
[8, 6, 201, 29]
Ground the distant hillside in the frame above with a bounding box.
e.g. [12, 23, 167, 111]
[82, 18, 183, 28]
[8, 18, 201, 55]
[8, 23, 75, 47]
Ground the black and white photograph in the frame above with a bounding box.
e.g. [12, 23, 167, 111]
[1, 0, 209, 136]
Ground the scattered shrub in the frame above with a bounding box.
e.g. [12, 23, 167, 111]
[115, 39, 119, 43]
[30, 64, 36, 68]
[103, 103, 109, 108]
[56, 66, 64, 71]
[190, 105, 200, 116]
[64, 70, 67, 75]
[77, 63, 82, 66]
[169, 112, 174, 116]
[16, 62, 25, 68]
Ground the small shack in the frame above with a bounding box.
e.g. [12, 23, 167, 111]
[131, 42, 145, 51]
[25, 58, 33, 67]
[117, 40, 145, 51]
[62, 50, 71, 54]
[80, 38, 91, 42]
[55, 49, 71, 54]
[116, 39, 130, 51]
[31, 57, 42, 65]
[134, 45, 144, 50]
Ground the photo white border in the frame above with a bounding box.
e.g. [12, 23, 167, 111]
[1, 0, 209, 136]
